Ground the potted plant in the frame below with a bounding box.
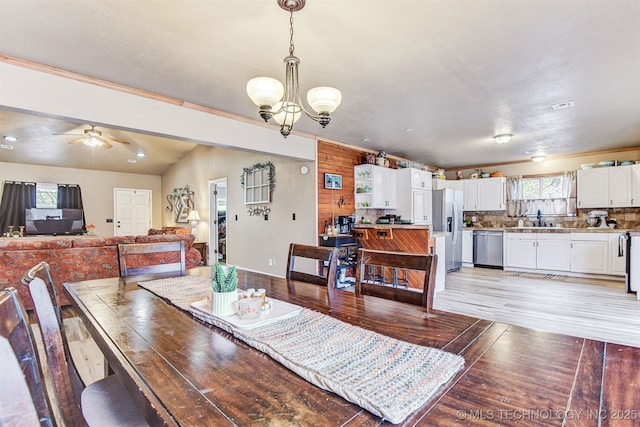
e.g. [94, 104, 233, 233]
[211, 262, 239, 316]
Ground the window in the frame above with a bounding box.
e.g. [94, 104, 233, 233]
[36, 183, 57, 208]
[521, 175, 565, 200]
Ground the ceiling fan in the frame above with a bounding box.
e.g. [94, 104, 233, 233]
[55, 125, 131, 149]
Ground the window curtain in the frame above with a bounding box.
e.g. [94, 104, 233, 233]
[506, 172, 576, 217]
[0, 181, 37, 234]
[57, 184, 84, 209]
[506, 176, 526, 217]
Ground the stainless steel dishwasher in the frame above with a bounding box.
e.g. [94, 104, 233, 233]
[473, 230, 504, 269]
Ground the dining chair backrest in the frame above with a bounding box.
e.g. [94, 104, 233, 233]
[117, 240, 186, 277]
[26, 275, 88, 425]
[0, 287, 55, 427]
[286, 243, 339, 286]
[355, 249, 438, 310]
[22, 264, 150, 427]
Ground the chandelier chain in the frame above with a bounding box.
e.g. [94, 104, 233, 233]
[288, 8, 295, 56]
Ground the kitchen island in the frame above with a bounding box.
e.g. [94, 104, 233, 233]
[351, 224, 440, 291]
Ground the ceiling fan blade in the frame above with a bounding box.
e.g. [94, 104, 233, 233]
[101, 140, 113, 149]
[105, 136, 131, 145]
[67, 137, 85, 144]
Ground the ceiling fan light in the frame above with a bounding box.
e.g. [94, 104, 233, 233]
[307, 87, 342, 114]
[493, 134, 512, 144]
[83, 137, 102, 147]
[531, 154, 546, 162]
[246, 77, 284, 108]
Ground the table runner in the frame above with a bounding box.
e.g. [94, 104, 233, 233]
[138, 276, 464, 424]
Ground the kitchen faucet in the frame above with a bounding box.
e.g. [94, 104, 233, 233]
[536, 210, 542, 227]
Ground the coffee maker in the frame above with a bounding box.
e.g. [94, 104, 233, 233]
[335, 215, 355, 234]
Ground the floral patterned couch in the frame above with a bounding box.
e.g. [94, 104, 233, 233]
[0, 233, 201, 310]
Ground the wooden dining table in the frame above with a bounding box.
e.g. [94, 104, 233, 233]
[63, 267, 638, 427]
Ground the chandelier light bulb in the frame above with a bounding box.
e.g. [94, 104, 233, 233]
[246, 77, 284, 108]
[307, 87, 342, 114]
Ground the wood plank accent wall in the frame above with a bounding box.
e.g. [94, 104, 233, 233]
[317, 141, 364, 234]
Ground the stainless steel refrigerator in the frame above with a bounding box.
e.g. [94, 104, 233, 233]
[432, 189, 463, 272]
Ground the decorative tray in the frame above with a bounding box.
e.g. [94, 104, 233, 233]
[191, 298, 303, 329]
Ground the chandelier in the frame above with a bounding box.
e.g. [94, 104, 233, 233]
[246, 0, 342, 138]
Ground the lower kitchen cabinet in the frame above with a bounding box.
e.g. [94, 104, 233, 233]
[536, 234, 571, 271]
[505, 232, 570, 271]
[462, 229, 473, 264]
[608, 233, 627, 276]
[570, 233, 608, 274]
[505, 233, 537, 269]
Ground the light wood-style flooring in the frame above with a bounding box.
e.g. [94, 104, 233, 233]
[435, 267, 640, 348]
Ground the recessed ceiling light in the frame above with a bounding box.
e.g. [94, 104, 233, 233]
[362, 138, 371, 142]
[136, 152, 145, 158]
[493, 134, 512, 144]
[531, 154, 546, 163]
[127, 159, 137, 163]
[551, 101, 575, 110]
[3, 135, 17, 142]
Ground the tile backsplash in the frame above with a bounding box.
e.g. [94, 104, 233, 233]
[466, 207, 640, 230]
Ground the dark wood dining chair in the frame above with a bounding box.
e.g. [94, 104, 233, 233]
[355, 248, 438, 312]
[286, 243, 339, 286]
[0, 287, 53, 427]
[22, 264, 150, 426]
[117, 240, 186, 277]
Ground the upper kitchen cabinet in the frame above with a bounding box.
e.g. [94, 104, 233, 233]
[397, 168, 431, 224]
[433, 179, 463, 191]
[463, 177, 506, 211]
[577, 164, 640, 208]
[354, 164, 397, 209]
[402, 168, 432, 190]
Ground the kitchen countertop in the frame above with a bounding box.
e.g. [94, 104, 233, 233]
[352, 224, 430, 229]
[466, 226, 635, 234]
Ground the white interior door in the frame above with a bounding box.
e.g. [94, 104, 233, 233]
[209, 178, 227, 265]
[114, 188, 152, 236]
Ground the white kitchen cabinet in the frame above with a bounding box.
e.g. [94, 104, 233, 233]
[433, 179, 463, 191]
[462, 177, 505, 211]
[608, 233, 627, 276]
[477, 177, 506, 210]
[536, 234, 571, 271]
[505, 232, 571, 271]
[577, 168, 609, 208]
[632, 164, 640, 207]
[570, 233, 608, 274]
[355, 164, 397, 209]
[505, 233, 537, 269]
[578, 165, 638, 208]
[463, 180, 478, 211]
[462, 229, 473, 265]
[398, 168, 432, 190]
[396, 169, 431, 223]
[609, 165, 633, 207]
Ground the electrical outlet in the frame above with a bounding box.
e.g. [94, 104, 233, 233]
[268, 258, 273, 266]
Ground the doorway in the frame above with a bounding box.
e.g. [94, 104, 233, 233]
[113, 188, 152, 236]
[209, 178, 227, 264]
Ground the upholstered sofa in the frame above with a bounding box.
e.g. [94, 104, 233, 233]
[0, 233, 201, 310]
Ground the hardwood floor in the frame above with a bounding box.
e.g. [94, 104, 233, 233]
[435, 267, 640, 348]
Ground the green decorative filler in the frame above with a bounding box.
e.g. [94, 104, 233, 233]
[212, 262, 238, 293]
[240, 161, 276, 192]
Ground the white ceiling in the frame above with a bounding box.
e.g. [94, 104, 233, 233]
[1, 0, 639, 175]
